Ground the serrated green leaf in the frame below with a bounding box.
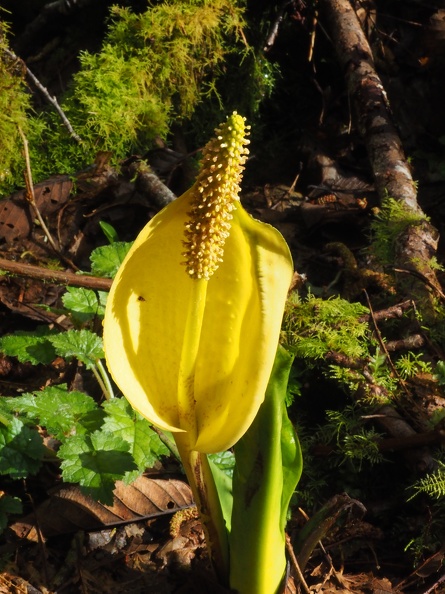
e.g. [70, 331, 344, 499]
[58, 430, 137, 504]
[9, 385, 98, 441]
[0, 417, 45, 478]
[77, 408, 107, 434]
[0, 398, 15, 426]
[90, 242, 132, 278]
[102, 398, 169, 482]
[0, 494, 22, 533]
[49, 329, 103, 368]
[0, 327, 56, 365]
[62, 287, 107, 322]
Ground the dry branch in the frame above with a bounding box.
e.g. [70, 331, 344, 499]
[0, 257, 112, 292]
[318, 0, 442, 309]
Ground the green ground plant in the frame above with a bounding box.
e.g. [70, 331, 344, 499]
[0, 242, 173, 507]
[281, 291, 445, 518]
[410, 460, 445, 500]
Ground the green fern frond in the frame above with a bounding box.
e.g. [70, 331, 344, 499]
[409, 462, 445, 500]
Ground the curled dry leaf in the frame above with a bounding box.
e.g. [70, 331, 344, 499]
[10, 476, 193, 541]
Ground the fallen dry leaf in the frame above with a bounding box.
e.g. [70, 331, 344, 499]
[10, 476, 194, 541]
[0, 175, 73, 243]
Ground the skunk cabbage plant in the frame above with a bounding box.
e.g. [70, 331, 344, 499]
[104, 113, 296, 591]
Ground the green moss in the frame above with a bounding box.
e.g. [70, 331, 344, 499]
[281, 292, 370, 360]
[3, 0, 259, 190]
[0, 21, 30, 194]
[369, 196, 429, 267]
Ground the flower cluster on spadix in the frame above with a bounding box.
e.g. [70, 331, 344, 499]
[182, 115, 249, 280]
[103, 112, 294, 454]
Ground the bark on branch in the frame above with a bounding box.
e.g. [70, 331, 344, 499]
[0, 257, 112, 292]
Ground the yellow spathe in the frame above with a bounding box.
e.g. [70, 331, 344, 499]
[103, 113, 293, 453]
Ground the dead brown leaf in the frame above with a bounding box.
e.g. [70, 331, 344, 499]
[10, 476, 194, 541]
[0, 176, 73, 243]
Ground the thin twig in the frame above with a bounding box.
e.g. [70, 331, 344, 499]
[422, 572, 445, 594]
[393, 267, 445, 301]
[285, 534, 311, 594]
[363, 289, 401, 385]
[264, 1, 294, 51]
[26, 66, 83, 142]
[18, 126, 80, 271]
[5, 48, 82, 143]
[19, 126, 61, 255]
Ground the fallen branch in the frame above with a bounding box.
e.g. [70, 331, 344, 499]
[318, 0, 442, 310]
[358, 300, 413, 323]
[0, 257, 112, 292]
[126, 159, 177, 209]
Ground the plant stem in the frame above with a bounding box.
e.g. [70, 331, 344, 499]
[18, 127, 60, 254]
[150, 426, 181, 460]
[92, 360, 114, 400]
[174, 277, 229, 582]
[174, 433, 229, 584]
[96, 359, 115, 399]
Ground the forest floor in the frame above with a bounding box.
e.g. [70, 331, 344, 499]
[1, 1, 445, 593]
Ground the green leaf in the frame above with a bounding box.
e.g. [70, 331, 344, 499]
[62, 287, 107, 322]
[209, 456, 233, 533]
[0, 397, 16, 426]
[99, 220, 119, 244]
[77, 408, 107, 434]
[59, 430, 137, 504]
[49, 329, 103, 368]
[8, 385, 98, 441]
[0, 327, 56, 365]
[209, 450, 235, 478]
[434, 360, 445, 386]
[90, 242, 132, 278]
[0, 417, 45, 479]
[0, 494, 22, 533]
[230, 346, 303, 594]
[102, 398, 169, 482]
